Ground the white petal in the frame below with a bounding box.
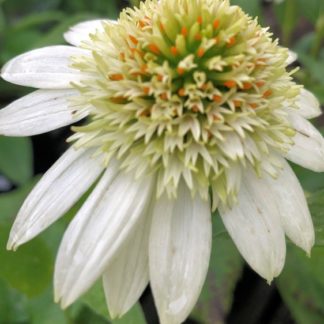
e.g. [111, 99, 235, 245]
[287, 50, 297, 65]
[7, 147, 103, 250]
[0, 89, 87, 136]
[149, 182, 212, 324]
[1, 46, 89, 89]
[296, 88, 322, 119]
[54, 171, 154, 308]
[64, 20, 112, 46]
[219, 170, 286, 283]
[286, 113, 324, 172]
[102, 205, 152, 318]
[264, 159, 314, 254]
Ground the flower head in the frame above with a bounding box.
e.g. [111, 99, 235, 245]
[1, 0, 324, 323]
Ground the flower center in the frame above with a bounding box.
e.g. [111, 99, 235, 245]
[69, 0, 300, 206]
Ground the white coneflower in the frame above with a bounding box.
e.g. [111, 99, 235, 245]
[1, 0, 324, 323]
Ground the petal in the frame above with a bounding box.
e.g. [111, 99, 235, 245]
[54, 171, 154, 308]
[296, 88, 322, 119]
[264, 159, 314, 254]
[219, 169, 286, 283]
[1, 46, 89, 89]
[287, 50, 297, 65]
[102, 205, 152, 318]
[149, 182, 212, 324]
[0, 89, 87, 136]
[64, 20, 112, 46]
[7, 147, 103, 250]
[286, 113, 324, 172]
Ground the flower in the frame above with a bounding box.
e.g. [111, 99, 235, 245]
[1, 0, 324, 323]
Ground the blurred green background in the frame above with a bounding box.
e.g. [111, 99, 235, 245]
[0, 0, 324, 323]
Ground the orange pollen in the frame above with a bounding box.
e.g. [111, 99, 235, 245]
[242, 82, 253, 90]
[233, 100, 242, 107]
[213, 95, 222, 103]
[263, 89, 273, 98]
[119, 52, 126, 61]
[148, 43, 160, 55]
[177, 67, 185, 75]
[195, 33, 202, 41]
[256, 80, 265, 88]
[249, 103, 258, 109]
[197, 48, 205, 58]
[192, 105, 199, 113]
[129, 35, 138, 45]
[171, 46, 178, 56]
[138, 20, 146, 29]
[213, 19, 220, 29]
[201, 83, 209, 91]
[226, 36, 236, 47]
[139, 109, 150, 117]
[143, 87, 150, 95]
[111, 96, 127, 104]
[160, 93, 168, 100]
[109, 74, 124, 81]
[197, 16, 203, 24]
[181, 26, 188, 37]
[160, 22, 165, 31]
[213, 115, 221, 122]
[140, 64, 148, 73]
[224, 80, 236, 88]
[178, 88, 186, 97]
[157, 74, 163, 82]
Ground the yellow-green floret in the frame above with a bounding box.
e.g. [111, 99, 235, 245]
[69, 0, 300, 207]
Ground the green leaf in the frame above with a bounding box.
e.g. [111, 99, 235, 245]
[111, 304, 146, 324]
[191, 215, 243, 324]
[295, 0, 324, 24]
[81, 281, 146, 324]
[307, 189, 324, 246]
[0, 180, 53, 297]
[274, 0, 299, 46]
[0, 278, 29, 323]
[0, 136, 33, 185]
[27, 288, 68, 324]
[277, 246, 324, 324]
[230, 0, 261, 19]
[34, 13, 99, 48]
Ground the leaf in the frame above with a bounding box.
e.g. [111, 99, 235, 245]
[81, 281, 147, 324]
[277, 246, 324, 324]
[0, 179, 53, 297]
[230, 0, 261, 19]
[27, 288, 68, 324]
[191, 215, 243, 324]
[0, 278, 29, 323]
[34, 13, 99, 48]
[295, 0, 324, 24]
[0, 136, 33, 185]
[307, 189, 324, 246]
[111, 304, 146, 324]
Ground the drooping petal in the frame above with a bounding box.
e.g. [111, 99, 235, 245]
[102, 203, 152, 318]
[7, 147, 103, 250]
[287, 50, 297, 65]
[264, 159, 314, 254]
[1, 46, 89, 89]
[286, 113, 324, 172]
[296, 89, 322, 119]
[54, 171, 154, 308]
[219, 169, 286, 283]
[149, 181, 212, 324]
[64, 20, 112, 46]
[0, 89, 87, 136]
